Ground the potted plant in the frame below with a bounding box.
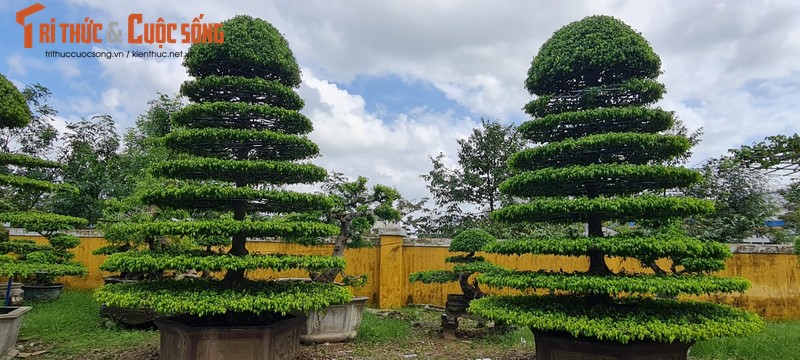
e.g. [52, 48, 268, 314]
[294, 172, 401, 343]
[17, 232, 86, 302]
[468, 15, 765, 359]
[410, 228, 497, 338]
[94, 16, 353, 360]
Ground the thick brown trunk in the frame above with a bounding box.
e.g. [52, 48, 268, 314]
[224, 174, 249, 285]
[585, 184, 611, 305]
[585, 185, 610, 276]
[311, 220, 350, 283]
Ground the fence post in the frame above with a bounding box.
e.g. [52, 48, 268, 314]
[377, 226, 405, 309]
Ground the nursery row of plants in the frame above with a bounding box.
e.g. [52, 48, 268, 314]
[1, 12, 797, 360]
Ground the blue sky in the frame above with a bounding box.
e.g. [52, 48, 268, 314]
[2, 0, 799, 201]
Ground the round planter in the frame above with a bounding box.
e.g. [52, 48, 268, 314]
[100, 305, 160, 329]
[99, 277, 159, 328]
[20, 284, 64, 302]
[300, 296, 368, 344]
[445, 294, 470, 315]
[533, 330, 694, 360]
[0, 282, 24, 306]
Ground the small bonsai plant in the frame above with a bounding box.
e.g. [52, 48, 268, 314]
[410, 228, 497, 336]
[410, 228, 496, 300]
[94, 16, 353, 357]
[467, 15, 764, 359]
[0, 73, 88, 302]
[310, 172, 401, 284]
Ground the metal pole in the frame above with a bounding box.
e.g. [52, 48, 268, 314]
[4, 276, 12, 306]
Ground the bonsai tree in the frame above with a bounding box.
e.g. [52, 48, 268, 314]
[467, 16, 764, 358]
[410, 228, 497, 336]
[94, 16, 352, 331]
[0, 73, 87, 298]
[310, 172, 401, 283]
[409, 228, 496, 300]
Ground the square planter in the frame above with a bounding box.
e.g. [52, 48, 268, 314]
[0, 283, 23, 306]
[300, 296, 368, 344]
[1, 306, 31, 359]
[155, 314, 306, 360]
[533, 330, 694, 360]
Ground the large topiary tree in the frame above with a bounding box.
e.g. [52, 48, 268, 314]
[0, 73, 87, 294]
[468, 16, 764, 356]
[94, 16, 352, 322]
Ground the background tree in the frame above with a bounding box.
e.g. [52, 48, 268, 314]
[49, 115, 125, 224]
[732, 133, 800, 175]
[94, 93, 190, 267]
[416, 118, 525, 236]
[115, 93, 183, 185]
[683, 156, 778, 242]
[0, 73, 87, 290]
[732, 133, 799, 241]
[94, 16, 352, 322]
[779, 182, 800, 234]
[468, 16, 763, 354]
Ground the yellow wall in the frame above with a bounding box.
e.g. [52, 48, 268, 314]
[10, 233, 800, 320]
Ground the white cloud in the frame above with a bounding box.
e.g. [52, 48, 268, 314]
[5, 0, 800, 201]
[300, 69, 480, 200]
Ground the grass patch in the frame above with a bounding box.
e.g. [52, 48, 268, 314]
[356, 311, 413, 344]
[18, 291, 157, 358]
[476, 325, 534, 348]
[690, 321, 800, 360]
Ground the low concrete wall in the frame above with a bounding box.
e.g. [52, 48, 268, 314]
[7, 229, 800, 320]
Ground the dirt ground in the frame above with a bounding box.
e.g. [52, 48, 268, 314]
[18, 307, 534, 360]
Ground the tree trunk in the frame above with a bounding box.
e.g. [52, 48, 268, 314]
[311, 219, 350, 283]
[585, 184, 611, 305]
[224, 175, 249, 286]
[585, 184, 610, 276]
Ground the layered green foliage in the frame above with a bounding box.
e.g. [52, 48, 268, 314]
[0, 73, 88, 286]
[525, 15, 661, 95]
[468, 15, 764, 343]
[103, 218, 338, 243]
[100, 251, 347, 273]
[470, 296, 764, 344]
[94, 16, 351, 317]
[182, 15, 302, 88]
[95, 279, 352, 316]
